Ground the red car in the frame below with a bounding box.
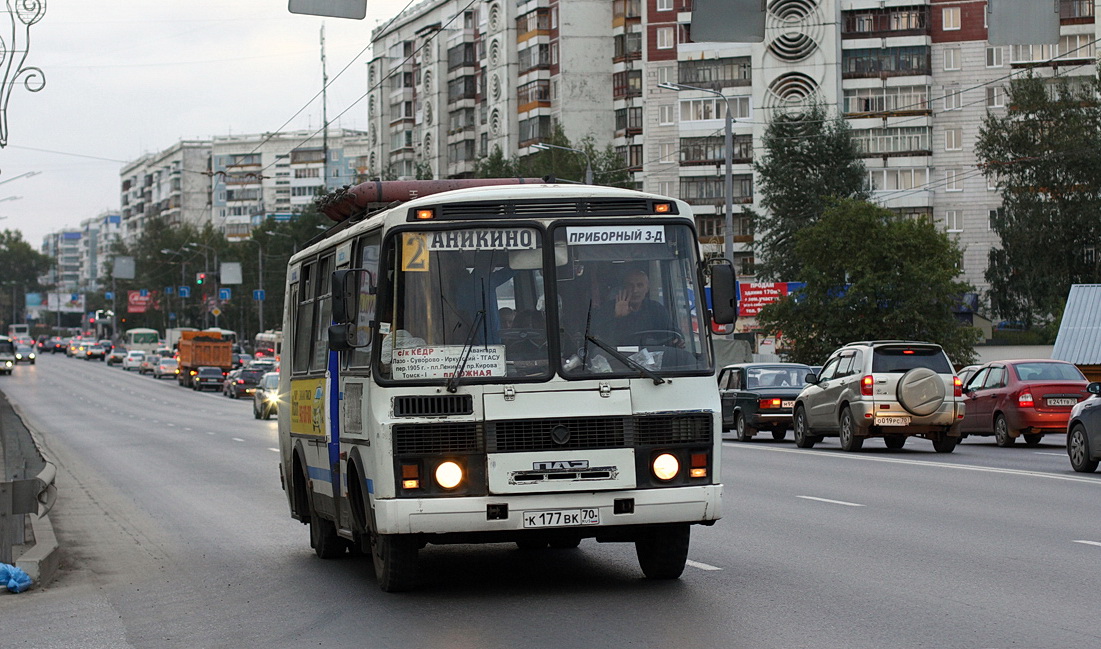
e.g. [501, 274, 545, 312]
[960, 359, 1089, 446]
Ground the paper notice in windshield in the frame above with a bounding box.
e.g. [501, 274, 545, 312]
[566, 226, 665, 245]
[391, 345, 507, 379]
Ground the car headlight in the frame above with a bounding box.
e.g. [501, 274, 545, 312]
[4, 361, 12, 368]
[28, 353, 35, 359]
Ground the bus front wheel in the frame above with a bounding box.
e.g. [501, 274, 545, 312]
[367, 501, 418, 592]
[635, 523, 690, 580]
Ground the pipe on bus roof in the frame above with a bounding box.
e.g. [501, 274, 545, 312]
[317, 177, 548, 222]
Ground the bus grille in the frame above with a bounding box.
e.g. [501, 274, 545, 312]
[490, 417, 626, 452]
[393, 423, 483, 455]
[393, 394, 473, 417]
[635, 414, 713, 445]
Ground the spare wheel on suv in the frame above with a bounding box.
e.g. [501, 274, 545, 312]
[896, 367, 946, 416]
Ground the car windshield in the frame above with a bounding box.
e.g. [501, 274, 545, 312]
[261, 374, 279, 388]
[240, 370, 265, 381]
[1013, 362, 1085, 381]
[161, 359, 177, 366]
[871, 347, 952, 373]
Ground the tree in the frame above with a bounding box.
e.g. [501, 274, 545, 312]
[756, 200, 978, 366]
[975, 70, 1101, 328]
[750, 103, 868, 281]
[472, 123, 632, 187]
[0, 229, 51, 326]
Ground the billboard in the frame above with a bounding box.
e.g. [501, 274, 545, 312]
[738, 282, 806, 317]
[47, 293, 85, 313]
[128, 290, 157, 314]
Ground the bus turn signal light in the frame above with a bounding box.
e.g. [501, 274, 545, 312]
[415, 209, 435, 220]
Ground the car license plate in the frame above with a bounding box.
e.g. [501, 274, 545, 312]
[781, 400, 795, 408]
[1047, 398, 1076, 407]
[522, 508, 599, 529]
[875, 416, 911, 427]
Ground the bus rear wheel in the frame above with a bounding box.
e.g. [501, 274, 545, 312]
[635, 523, 690, 580]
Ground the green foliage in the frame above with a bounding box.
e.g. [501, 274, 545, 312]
[975, 69, 1101, 328]
[0, 229, 51, 327]
[752, 104, 868, 281]
[756, 200, 979, 366]
[472, 122, 631, 187]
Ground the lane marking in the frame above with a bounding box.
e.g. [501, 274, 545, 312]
[1035, 452, 1065, 457]
[730, 444, 1101, 486]
[686, 560, 722, 571]
[232, 437, 244, 443]
[268, 448, 279, 453]
[1073, 540, 1101, 547]
[797, 495, 864, 507]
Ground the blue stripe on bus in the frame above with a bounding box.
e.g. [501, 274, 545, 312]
[307, 465, 331, 482]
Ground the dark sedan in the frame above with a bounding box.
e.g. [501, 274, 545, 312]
[191, 366, 227, 392]
[718, 362, 813, 442]
[225, 368, 266, 399]
[1068, 382, 1101, 472]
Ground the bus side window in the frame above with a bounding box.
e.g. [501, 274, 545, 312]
[292, 264, 312, 374]
[349, 232, 381, 368]
[311, 256, 334, 373]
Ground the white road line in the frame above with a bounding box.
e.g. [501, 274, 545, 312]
[232, 437, 244, 442]
[1035, 452, 1065, 457]
[732, 445, 1101, 486]
[1073, 540, 1101, 547]
[268, 448, 279, 453]
[797, 495, 865, 507]
[206, 431, 216, 435]
[686, 560, 722, 571]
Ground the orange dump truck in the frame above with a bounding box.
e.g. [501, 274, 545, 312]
[176, 330, 233, 388]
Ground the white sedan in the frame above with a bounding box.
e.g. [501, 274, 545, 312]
[122, 351, 145, 371]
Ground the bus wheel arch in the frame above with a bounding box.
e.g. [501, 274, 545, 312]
[346, 450, 370, 535]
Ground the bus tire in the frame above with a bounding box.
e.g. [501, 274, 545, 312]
[302, 463, 343, 560]
[368, 504, 418, 592]
[635, 523, 690, 580]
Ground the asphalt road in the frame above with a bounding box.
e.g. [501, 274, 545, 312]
[2, 353, 1100, 649]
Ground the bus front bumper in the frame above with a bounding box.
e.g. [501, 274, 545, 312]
[373, 484, 723, 536]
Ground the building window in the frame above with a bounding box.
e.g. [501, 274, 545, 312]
[843, 85, 929, 114]
[613, 70, 643, 98]
[614, 32, 643, 60]
[658, 104, 676, 125]
[945, 210, 962, 232]
[656, 27, 675, 50]
[944, 47, 961, 71]
[657, 181, 675, 196]
[680, 135, 753, 164]
[946, 169, 962, 192]
[842, 46, 932, 78]
[657, 0, 673, 11]
[678, 57, 752, 90]
[615, 106, 644, 133]
[944, 89, 962, 111]
[986, 86, 1006, 108]
[852, 126, 931, 155]
[658, 142, 677, 164]
[942, 7, 961, 30]
[986, 46, 1004, 67]
[945, 127, 962, 151]
[867, 168, 929, 191]
[679, 96, 750, 121]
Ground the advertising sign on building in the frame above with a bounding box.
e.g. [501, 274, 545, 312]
[47, 293, 85, 313]
[738, 282, 806, 317]
[128, 290, 155, 314]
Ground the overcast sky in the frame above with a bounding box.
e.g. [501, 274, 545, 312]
[0, 0, 413, 247]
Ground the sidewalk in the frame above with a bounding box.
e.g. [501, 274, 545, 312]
[0, 387, 60, 586]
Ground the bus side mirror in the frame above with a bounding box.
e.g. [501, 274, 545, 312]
[328, 323, 354, 351]
[331, 268, 375, 323]
[710, 263, 737, 325]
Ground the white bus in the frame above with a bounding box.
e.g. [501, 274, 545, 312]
[123, 328, 161, 354]
[7, 324, 29, 340]
[277, 181, 736, 591]
[253, 329, 282, 360]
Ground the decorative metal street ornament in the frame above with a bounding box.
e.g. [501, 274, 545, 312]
[1, 0, 47, 148]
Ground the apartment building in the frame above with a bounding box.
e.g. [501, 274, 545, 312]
[120, 140, 212, 242]
[210, 128, 370, 240]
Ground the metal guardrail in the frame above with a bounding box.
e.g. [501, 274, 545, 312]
[1, 455, 56, 565]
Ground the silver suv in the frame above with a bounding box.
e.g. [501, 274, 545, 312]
[792, 341, 964, 453]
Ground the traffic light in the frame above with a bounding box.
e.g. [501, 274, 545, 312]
[196, 272, 208, 285]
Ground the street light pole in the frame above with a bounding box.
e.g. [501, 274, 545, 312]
[659, 82, 735, 265]
[531, 142, 593, 185]
[186, 242, 218, 328]
[240, 239, 264, 335]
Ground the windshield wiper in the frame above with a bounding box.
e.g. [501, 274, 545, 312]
[584, 333, 666, 386]
[446, 309, 486, 393]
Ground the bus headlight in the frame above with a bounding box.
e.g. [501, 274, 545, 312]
[652, 453, 680, 481]
[434, 461, 464, 489]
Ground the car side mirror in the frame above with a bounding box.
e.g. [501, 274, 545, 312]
[709, 262, 737, 326]
[331, 268, 375, 324]
[805, 373, 819, 385]
[1089, 382, 1101, 395]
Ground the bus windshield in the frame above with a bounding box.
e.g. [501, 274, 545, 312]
[377, 223, 710, 383]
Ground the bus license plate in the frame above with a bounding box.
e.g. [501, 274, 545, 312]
[1047, 398, 1077, 407]
[875, 416, 911, 427]
[523, 508, 600, 528]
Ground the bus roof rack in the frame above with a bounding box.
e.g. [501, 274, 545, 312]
[316, 178, 547, 222]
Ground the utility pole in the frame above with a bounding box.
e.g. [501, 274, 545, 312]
[321, 25, 329, 192]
